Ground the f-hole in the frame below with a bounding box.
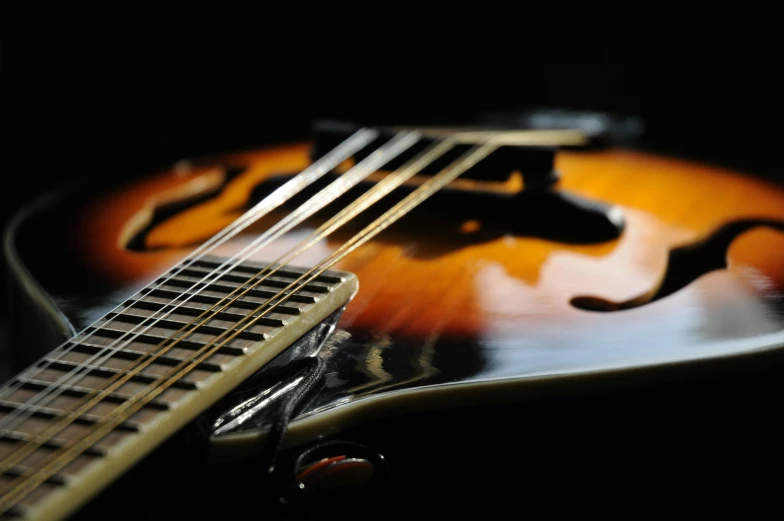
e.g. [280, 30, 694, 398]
[570, 219, 784, 312]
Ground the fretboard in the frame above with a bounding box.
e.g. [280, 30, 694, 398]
[0, 256, 357, 520]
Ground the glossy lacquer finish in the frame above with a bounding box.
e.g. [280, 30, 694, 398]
[41, 143, 784, 436]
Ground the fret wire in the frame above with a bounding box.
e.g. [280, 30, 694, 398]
[121, 297, 287, 325]
[12, 379, 170, 411]
[36, 359, 201, 389]
[0, 138, 500, 514]
[0, 401, 140, 432]
[0, 432, 105, 457]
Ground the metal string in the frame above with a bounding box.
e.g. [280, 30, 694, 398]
[0, 128, 378, 414]
[0, 130, 418, 441]
[0, 137, 500, 514]
[0, 132, 448, 478]
[0, 132, 428, 482]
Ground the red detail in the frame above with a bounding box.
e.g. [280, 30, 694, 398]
[296, 455, 348, 481]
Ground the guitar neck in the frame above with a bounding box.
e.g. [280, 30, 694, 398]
[0, 257, 357, 520]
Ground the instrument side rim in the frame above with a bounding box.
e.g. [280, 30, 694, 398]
[3, 189, 78, 367]
[208, 324, 784, 462]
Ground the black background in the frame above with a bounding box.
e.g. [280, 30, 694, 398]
[4, 4, 784, 232]
[2, 5, 784, 519]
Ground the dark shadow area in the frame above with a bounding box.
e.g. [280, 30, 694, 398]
[121, 165, 624, 253]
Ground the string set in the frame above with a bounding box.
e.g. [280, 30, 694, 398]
[0, 127, 511, 513]
[0, 129, 375, 414]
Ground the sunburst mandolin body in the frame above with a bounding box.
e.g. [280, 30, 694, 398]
[4, 125, 784, 520]
[12, 141, 784, 363]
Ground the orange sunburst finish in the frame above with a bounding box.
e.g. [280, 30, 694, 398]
[71, 143, 784, 380]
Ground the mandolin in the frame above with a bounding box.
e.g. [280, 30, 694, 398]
[3, 113, 784, 520]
